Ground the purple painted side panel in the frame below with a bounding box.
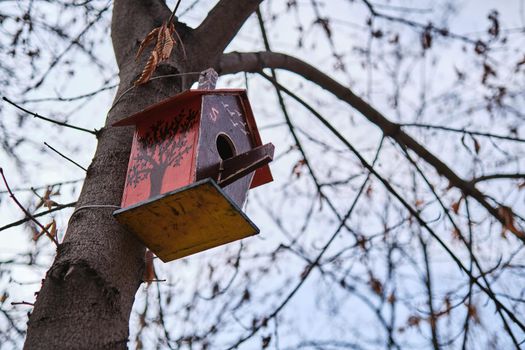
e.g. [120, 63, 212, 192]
[196, 94, 254, 207]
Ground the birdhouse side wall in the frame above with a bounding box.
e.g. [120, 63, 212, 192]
[120, 100, 201, 208]
[196, 94, 255, 208]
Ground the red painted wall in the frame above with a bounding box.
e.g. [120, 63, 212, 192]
[121, 99, 201, 208]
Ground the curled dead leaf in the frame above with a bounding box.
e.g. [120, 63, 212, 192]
[262, 335, 271, 348]
[143, 250, 155, 286]
[467, 304, 481, 324]
[451, 196, 463, 214]
[158, 24, 174, 60]
[136, 27, 160, 60]
[135, 50, 159, 86]
[497, 206, 525, 240]
[292, 159, 306, 178]
[35, 187, 59, 210]
[48, 219, 57, 240]
[452, 228, 462, 241]
[368, 275, 383, 296]
[387, 293, 396, 304]
[407, 315, 421, 327]
[134, 21, 185, 85]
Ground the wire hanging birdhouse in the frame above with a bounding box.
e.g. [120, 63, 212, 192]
[113, 69, 274, 262]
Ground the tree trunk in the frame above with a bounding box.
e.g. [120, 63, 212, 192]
[23, 1, 262, 348]
[149, 165, 168, 198]
[23, 2, 186, 349]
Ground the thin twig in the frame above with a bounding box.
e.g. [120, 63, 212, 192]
[0, 178, 83, 194]
[221, 51, 524, 241]
[400, 123, 525, 143]
[0, 168, 59, 246]
[361, 0, 479, 45]
[107, 72, 200, 114]
[0, 201, 77, 232]
[11, 301, 34, 307]
[255, 7, 363, 245]
[24, 1, 112, 93]
[2, 97, 97, 135]
[226, 137, 385, 350]
[398, 144, 522, 346]
[155, 271, 175, 350]
[0, 307, 24, 336]
[18, 83, 117, 104]
[462, 199, 475, 350]
[168, 0, 183, 22]
[469, 173, 525, 184]
[258, 73, 525, 333]
[143, 279, 166, 283]
[44, 142, 87, 172]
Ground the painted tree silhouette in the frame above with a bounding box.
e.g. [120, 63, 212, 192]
[127, 108, 197, 197]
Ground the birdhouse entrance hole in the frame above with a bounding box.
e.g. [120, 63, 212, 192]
[216, 133, 236, 160]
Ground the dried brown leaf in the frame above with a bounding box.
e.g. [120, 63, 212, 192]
[368, 275, 383, 296]
[407, 315, 421, 327]
[387, 293, 396, 304]
[35, 187, 51, 210]
[135, 50, 159, 86]
[154, 24, 167, 58]
[452, 228, 461, 241]
[143, 250, 155, 286]
[34, 221, 53, 242]
[35, 187, 59, 210]
[170, 23, 186, 59]
[467, 304, 481, 324]
[135, 27, 160, 60]
[134, 21, 183, 85]
[262, 336, 271, 349]
[158, 24, 174, 60]
[292, 159, 306, 178]
[451, 196, 463, 214]
[300, 264, 311, 279]
[498, 206, 525, 239]
[30, 225, 40, 241]
[421, 26, 432, 50]
[487, 10, 499, 38]
[365, 184, 373, 198]
[48, 219, 57, 240]
[473, 137, 480, 154]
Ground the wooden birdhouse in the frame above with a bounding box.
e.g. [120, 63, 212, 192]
[112, 70, 274, 262]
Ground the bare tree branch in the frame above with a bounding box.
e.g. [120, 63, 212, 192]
[469, 173, 525, 184]
[0, 168, 58, 246]
[194, 0, 263, 61]
[218, 51, 525, 242]
[254, 72, 525, 333]
[400, 123, 525, 143]
[2, 97, 97, 135]
[0, 202, 76, 232]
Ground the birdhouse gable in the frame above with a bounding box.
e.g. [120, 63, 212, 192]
[120, 97, 202, 208]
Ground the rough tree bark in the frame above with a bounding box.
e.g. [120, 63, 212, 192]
[24, 0, 262, 348]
